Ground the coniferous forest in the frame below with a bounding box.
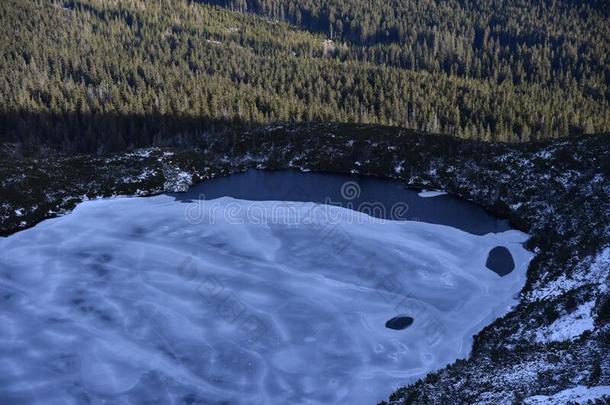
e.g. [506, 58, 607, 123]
[1, 0, 609, 153]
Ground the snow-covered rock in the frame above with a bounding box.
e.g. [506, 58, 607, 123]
[524, 385, 610, 404]
[534, 301, 595, 343]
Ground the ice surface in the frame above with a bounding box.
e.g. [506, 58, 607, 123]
[0, 195, 532, 404]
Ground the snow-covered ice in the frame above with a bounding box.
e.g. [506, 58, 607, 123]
[0, 195, 532, 404]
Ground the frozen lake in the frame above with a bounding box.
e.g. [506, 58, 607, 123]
[0, 170, 532, 404]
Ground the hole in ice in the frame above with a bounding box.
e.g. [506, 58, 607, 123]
[485, 246, 516, 276]
[385, 316, 414, 330]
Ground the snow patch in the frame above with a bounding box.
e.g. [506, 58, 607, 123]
[163, 167, 193, 192]
[524, 385, 610, 404]
[535, 300, 595, 343]
[394, 161, 405, 174]
[528, 247, 610, 300]
[418, 190, 448, 198]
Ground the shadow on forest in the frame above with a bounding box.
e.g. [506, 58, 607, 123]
[1, 109, 606, 159]
[0, 109, 255, 156]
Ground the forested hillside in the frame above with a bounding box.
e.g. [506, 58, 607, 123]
[1, 0, 609, 153]
[206, 0, 609, 80]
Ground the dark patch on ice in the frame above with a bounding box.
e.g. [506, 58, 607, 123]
[90, 263, 109, 277]
[96, 311, 114, 323]
[485, 246, 515, 276]
[96, 254, 112, 263]
[131, 226, 148, 236]
[46, 317, 70, 324]
[157, 344, 182, 364]
[70, 297, 114, 323]
[48, 354, 81, 374]
[385, 316, 414, 330]
[209, 241, 228, 249]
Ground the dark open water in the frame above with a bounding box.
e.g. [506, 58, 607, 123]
[172, 169, 511, 236]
